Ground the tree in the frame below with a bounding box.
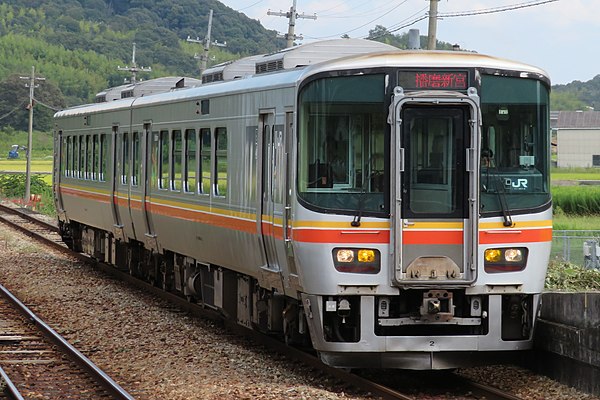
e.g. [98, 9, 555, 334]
[550, 91, 588, 111]
[0, 74, 66, 131]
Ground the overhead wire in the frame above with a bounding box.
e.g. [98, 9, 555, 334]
[305, 0, 409, 40]
[384, 6, 429, 34]
[438, 0, 560, 18]
[235, 0, 263, 12]
[0, 101, 28, 121]
[318, 1, 404, 19]
[363, 0, 559, 40]
[33, 97, 62, 112]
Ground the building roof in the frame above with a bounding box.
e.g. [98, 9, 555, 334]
[555, 111, 600, 129]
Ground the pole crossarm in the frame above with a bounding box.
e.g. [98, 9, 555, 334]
[267, 0, 316, 48]
[117, 43, 151, 85]
[187, 9, 226, 77]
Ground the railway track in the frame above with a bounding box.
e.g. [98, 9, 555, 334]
[0, 205, 134, 399]
[0, 203, 525, 400]
[0, 282, 134, 399]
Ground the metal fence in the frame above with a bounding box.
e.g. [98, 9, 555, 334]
[551, 230, 600, 269]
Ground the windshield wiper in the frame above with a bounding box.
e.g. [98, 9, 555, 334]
[494, 176, 513, 227]
[488, 159, 513, 227]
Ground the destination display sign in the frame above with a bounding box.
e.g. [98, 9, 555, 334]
[398, 70, 469, 90]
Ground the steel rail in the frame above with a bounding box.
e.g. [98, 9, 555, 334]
[0, 204, 58, 232]
[0, 365, 25, 400]
[0, 280, 134, 400]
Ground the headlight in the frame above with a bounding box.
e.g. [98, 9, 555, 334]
[336, 249, 354, 263]
[333, 248, 380, 274]
[504, 248, 523, 262]
[484, 248, 528, 273]
[357, 249, 375, 263]
[484, 249, 502, 263]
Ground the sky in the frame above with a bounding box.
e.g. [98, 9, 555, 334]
[216, 0, 598, 85]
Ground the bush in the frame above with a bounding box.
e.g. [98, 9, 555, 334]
[0, 174, 49, 198]
[545, 261, 600, 291]
[0, 174, 55, 216]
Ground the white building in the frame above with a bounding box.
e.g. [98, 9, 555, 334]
[555, 111, 600, 168]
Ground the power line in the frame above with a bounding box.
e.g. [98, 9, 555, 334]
[367, 13, 428, 39]
[438, 0, 560, 18]
[32, 97, 61, 112]
[318, 1, 404, 19]
[306, 0, 408, 40]
[0, 101, 28, 121]
[365, 0, 558, 41]
[235, 0, 263, 12]
[385, 6, 429, 33]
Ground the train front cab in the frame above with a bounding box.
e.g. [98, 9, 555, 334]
[294, 64, 552, 369]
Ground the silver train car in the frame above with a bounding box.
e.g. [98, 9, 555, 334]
[53, 38, 552, 369]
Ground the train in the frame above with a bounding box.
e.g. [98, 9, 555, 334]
[53, 38, 552, 370]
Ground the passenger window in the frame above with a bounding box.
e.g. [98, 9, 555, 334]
[215, 127, 227, 197]
[85, 135, 92, 180]
[172, 130, 182, 191]
[159, 130, 169, 189]
[200, 128, 211, 195]
[185, 129, 197, 193]
[100, 134, 107, 182]
[92, 134, 98, 181]
[78, 136, 84, 179]
[121, 132, 129, 185]
[63, 135, 70, 177]
[132, 132, 140, 186]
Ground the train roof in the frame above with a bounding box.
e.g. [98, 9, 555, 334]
[200, 39, 397, 84]
[94, 76, 202, 102]
[201, 54, 265, 84]
[312, 50, 550, 81]
[56, 41, 550, 119]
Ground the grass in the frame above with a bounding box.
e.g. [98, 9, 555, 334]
[553, 213, 600, 230]
[0, 159, 53, 172]
[551, 167, 600, 182]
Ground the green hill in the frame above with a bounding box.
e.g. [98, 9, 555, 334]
[0, 0, 597, 138]
[0, 0, 288, 133]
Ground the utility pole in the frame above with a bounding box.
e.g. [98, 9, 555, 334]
[427, 0, 439, 50]
[187, 9, 226, 76]
[118, 42, 151, 85]
[19, 66, 45, 205]
[268, 0, 317, 48]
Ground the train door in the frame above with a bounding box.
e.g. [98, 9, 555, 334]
[142, 124, 158, 250]
[53, 130, 66, 218]
[258, 111, 284, 292]
[110, 125, 125, 240]
[113, 127, 135, 240]
[283, 111, 300, 290]
[128, 130, 143, 242]
[391, 88, 479, 285]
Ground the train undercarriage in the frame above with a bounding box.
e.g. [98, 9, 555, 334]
[61, 221, 310, 347]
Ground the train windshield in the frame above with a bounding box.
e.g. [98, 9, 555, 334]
[480, 75, 551, 215]
[297, 74, 387, 214]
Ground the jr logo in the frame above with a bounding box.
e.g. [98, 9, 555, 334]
[504, 178, 528, 189]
